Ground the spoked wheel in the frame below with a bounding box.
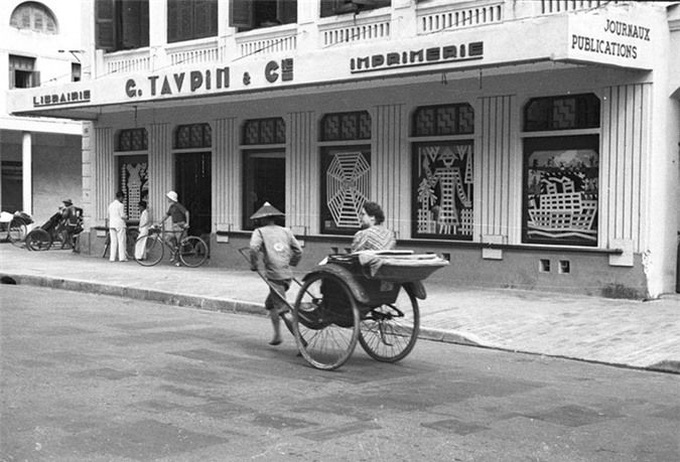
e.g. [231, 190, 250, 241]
[358, 285, 420, 362]
[8, 220, 27, 247]
[292, 273, 360, 371]
[178, 236, 208, 268]
[135, 234, 163, 266]
[25, 229, 52, 251]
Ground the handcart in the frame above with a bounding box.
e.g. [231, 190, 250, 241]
[240, 247, 448, 371]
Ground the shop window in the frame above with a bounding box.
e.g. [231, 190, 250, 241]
[412, 103, 474, 240]
[116, 155, 148, 222]
[524, 94, 600, 132]
[116, 128, 148, 151]
[523, 135, 599, 246]
[320, 111, 371, 142]
[242, 118, 286, 145]
[10, 2, 58, 34]
[167, 0, 217, 43]
[231, 0, 297, 31]
[522, 94, 600, 246]
[174, 124, 212, 149]
[9, 55, 39, 89]
[321, 148, 371, 235]
[320, 0, 391, 17]
[95, 0, 149, 52]
[71, 63, 81, 82]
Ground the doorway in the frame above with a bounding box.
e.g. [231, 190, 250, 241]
[243, 151, 285, 229]
[175, 152, 211, 237]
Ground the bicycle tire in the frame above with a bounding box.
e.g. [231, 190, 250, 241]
[358, 285, 420, 363]
[292, 272, 360, 371]
[135, 234, 164, 266]
[8, 219, 27, 247]
[25, 229, 52, 251]
[178, 236, 208, 268]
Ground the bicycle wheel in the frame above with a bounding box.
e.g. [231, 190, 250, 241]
[8, 219, 27, 247]
[358, 285, 420, 363]
[126, 228, 139, 260]
[292, 272, 360, 371]
[25, 229, 52, 251]
[135, 234, 163, 266]
[178, 236, 208, 268]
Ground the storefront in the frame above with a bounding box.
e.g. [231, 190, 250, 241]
[8, 1, 679, 298]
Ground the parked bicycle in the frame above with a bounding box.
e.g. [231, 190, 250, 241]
[0, 211, 32, 247]
[134, 224, 208, 268]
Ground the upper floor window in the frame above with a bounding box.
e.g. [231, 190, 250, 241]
[168, 0, 217, 43]
[524, 93, 600, 132]
[230, 0, 297, 31]
[10, 2, 58, 34]
[320, 0, 390, 17]
[95, 0, 149, 52]
[9, 55, 39, 89]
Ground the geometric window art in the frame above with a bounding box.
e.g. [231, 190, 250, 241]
[117, 128, 148, 151]
[524, 94, 600, 132]
[117, 155, 148, 222]
[321, 148, 371, 235]
[242, 118, 285, 145]
[413, 103, 474, 137]
[413, 141, 474, 240]
[320, 111, 371, 142]
[174, 123, 212, 149]
[523, 135, 599, 246]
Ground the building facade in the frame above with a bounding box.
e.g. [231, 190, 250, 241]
[7, 0, 680, 298]
[1, 1, 89, 225]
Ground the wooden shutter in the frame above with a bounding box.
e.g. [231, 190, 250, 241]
[230, 0, 253, 29]
[121, 0, 140, 49]
[95, 0, 116, 51]
[278, 0, 297, 25]
[195, 0, 217, 39]
[140, 0, 149, 47]
[31, 71, 40, 87]
[320, 0, 342, 18]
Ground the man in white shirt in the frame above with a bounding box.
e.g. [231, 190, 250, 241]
[108, 191, 128, 262]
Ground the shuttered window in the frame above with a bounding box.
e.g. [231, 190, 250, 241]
[168, 0, 217, 43]
[230, 0, 297, 31]
[95, 0, 149, 52]
[9, 55, 40, 89]
[320, 0, 391, 18]
[10, 2, 58, 34]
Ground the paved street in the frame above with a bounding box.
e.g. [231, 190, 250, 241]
[2, 285, 678, 461]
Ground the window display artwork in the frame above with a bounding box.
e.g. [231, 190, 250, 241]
[525, 148, 598, 245]
[321, 149, 371, 234]
[118, 156, 148, 221]
[413, 141, 473, 240]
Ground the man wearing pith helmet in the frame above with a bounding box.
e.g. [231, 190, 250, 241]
[249, 202, 303, 346]
[160, 190, 189, 265]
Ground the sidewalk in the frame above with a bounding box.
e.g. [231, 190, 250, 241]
[1, 244, 678, 373]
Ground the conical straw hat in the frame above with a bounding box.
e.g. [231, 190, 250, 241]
[250, 202, 284, 220]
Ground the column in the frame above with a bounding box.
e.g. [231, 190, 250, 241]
[22, 132, 32, 215]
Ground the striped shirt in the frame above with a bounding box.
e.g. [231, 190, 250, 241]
[351, 225, 396, 253]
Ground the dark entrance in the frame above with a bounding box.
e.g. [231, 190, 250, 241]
[243, 151, 285, 230]
[175, 152, 211, 238]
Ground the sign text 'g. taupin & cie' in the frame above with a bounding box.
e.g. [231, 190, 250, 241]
[350, 42, 484, 74]
[124, 59, 294, 99]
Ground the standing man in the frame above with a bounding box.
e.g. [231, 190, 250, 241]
[108, 191, 128, 262]
[249, 202, 303, 346]
[160, 190, 189, 266]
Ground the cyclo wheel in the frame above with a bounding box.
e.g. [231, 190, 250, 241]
[358, 285, 420, 363]
[25, 229, 52, 251]
[292, 272, 360, 371]
[135, 234, 164, 266]
[178, 236, 208, 267]
[8, 219, 27, 247]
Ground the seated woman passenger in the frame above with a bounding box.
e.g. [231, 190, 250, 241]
[351, 201, 396, 253]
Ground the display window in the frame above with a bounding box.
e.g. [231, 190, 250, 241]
[521, 94, 601, 246]
[115, 128, 148, 222]
[411, 103, 474, 240]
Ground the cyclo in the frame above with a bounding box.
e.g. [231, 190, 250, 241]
[249, 249, 448, 371]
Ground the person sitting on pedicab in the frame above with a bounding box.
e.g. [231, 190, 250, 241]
[351, 201, 396, 253]
[249, 202, 303, 346]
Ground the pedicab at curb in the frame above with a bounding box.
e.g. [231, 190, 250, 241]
[241, 248, 449, 371]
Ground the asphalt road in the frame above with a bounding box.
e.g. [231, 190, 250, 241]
[1, 285, 679, 462]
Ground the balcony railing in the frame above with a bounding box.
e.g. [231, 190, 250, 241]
[103, 49, 151, 76]
[541, 0, 618, 14]
[418, 1, 504, 34]
[235, 25, 298, 58]
[167, 39, 220, 66]
[319, 13, 391, 47]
